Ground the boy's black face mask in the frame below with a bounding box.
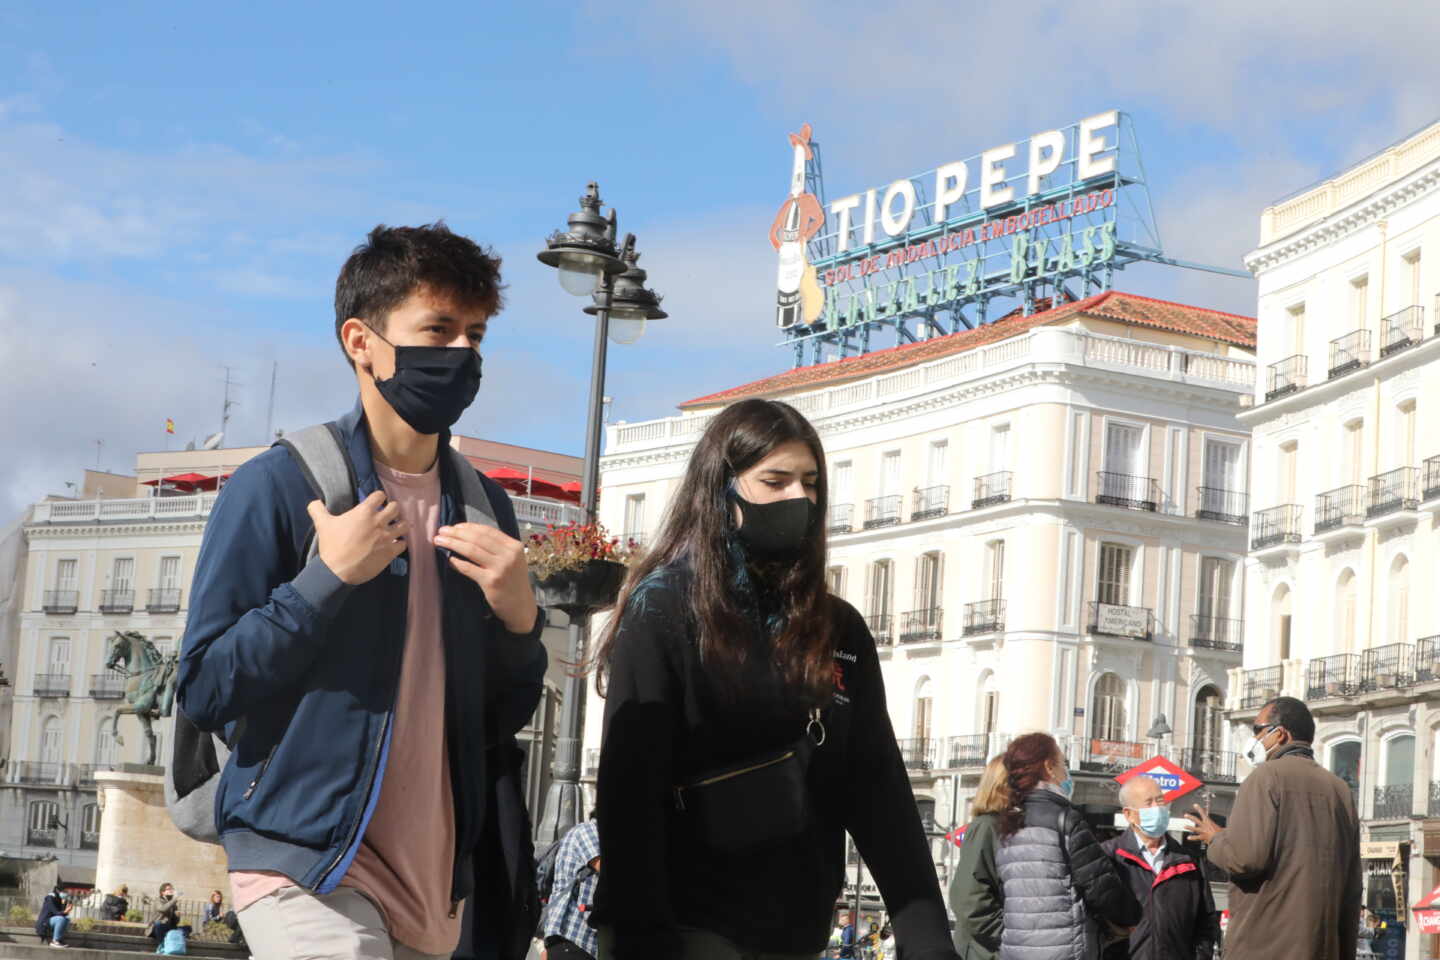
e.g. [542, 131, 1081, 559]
[729, 486, 818, 557]
[368, 329, 482, 435]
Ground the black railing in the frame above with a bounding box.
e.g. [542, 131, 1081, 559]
[946, 735, 990, 769]
[26, 829, 57, 848]
[80, 831, 100, 850]
[1190, 615, 1243, 652]
[1425, 455, 1440, 503]
[1315, 484, 1366, 533]
[1252, 504, 1303, 550]
[1195, 486, 1247, 524]
[99, 589, 134, 614]
[147, 587, 181, 613]
[1178, 748, 1239, 783]
[72, 763, 116, 788]
[1086, 601, 1154, 641]
[14, 762, 63, 785]
[1380, 305, 1424, 357]
[1081, 740, 1148, 773]
[972, 471, 1012, 509]
[1329, 329, 1371, 379]
[582, 749, 600, 780]
[1358, 643, 1414, 692]
[899, 608, 943, 644]
[42, 590, 78, 615]
[1417, 636, 1440, 683]
[33, 674, 71, 698]
[89, 673, 126, 699]
[1096, 471, 1158, 511]
[1306, 654, 1359, 700]
[1429, 781, 1440, 819]
[864, 495, 903, 529]
[963, 599, 1006, 636]
[1374, 783, 1414, 820]
[912, 485, 949, 521]
[865, 613, 894, 646]
[1367, 467, 1419, 518]
[1240, 665, 1282, 710]
[1265, 354, 1307, 401]
[827, 503, 854, 535]
[897, 738, 935, 772]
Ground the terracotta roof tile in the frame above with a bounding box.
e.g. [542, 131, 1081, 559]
[679, 290, 1256, 409]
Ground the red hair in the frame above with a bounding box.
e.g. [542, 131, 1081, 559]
[998, 732, 1062, 838]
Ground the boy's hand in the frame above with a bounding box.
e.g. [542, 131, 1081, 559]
[306, 491, 407, 585]
[434, 523, 539, 635]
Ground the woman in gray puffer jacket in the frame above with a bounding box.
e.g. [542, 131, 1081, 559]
[995, 734, 1140, 960]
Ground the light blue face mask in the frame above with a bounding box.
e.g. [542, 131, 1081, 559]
[1137, 804, 1171, 837]
[1057, 777, 1075, 799]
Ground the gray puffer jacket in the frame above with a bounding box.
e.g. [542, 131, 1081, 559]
[996, 789, 1140, 960]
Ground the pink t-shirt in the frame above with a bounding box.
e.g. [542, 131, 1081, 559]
[231, 459, 462, 954]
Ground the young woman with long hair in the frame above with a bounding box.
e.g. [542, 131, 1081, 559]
[949, 756, 1011, 959]
[994, 733, 1138, 960]
[591, 399, 957, 960]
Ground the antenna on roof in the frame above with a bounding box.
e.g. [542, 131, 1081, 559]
[264, 361, 278, 446]
[219, 366, 241, 439]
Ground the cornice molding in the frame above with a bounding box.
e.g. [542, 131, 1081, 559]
[25, 521, 207, 540]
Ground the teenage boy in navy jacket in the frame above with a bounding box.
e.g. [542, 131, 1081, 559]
[178, 223, 546, 960]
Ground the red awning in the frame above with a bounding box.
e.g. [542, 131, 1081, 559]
[142, 472, 215, 492]
[485, 467, 579, 503]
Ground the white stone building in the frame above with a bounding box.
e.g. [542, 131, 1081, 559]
[582, 290, 1257, 892]
[1233, 117, 1440, 955]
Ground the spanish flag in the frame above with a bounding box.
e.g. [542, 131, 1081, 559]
[165, 418, 175, 435]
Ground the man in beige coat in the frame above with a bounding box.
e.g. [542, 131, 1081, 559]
[1186, 696, 1360, 960]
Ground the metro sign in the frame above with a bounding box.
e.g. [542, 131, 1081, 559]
[1113, 755, 1202, 804]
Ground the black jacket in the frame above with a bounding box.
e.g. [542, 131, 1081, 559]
[1100, 830, 1217, 960]
[35, 894, 66, 941]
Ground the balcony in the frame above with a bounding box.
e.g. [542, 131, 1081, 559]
[89, 673, 126, 699]
[897, 738, 936, 773]
[1328, 329, 1371, 379]
[1366, 467, 1420, 526]
[1373, 783, 1414, 820]
[1417, 636, 1440, 684]
[972, 471, 1012, 509]
[1380, 305, 1424, 358]
[1265, 354, 1307, 401]
[41, 590, 78, 615]
[1178, 748, 1239, 784]
[1080, 739, 1148, 773]
[99, 589, 134, 614]
[72, 763, 116, 788]
[1096, 472, 1158, 512]
[898, 608, 943, 644]
[582, 749, 600, 781]
[1251, 504, 1303, 552]
[865, 613, 894, 647]
[13, 762, 63, 786]
[80, 831, 100, 850]
[1189, 614, 1243, 653]
[1424, 456, 1440, 507]
[946, 735, 991, 769]
[1314, 484, 1366, 540]
[863, 495, 902, 529]
[33, 674, 71, 698]
[1430, 781, 1440, 819]
[1240, 665, 1282, 710]
[827, 503, 854, 535]
[1086, 601, 1154, 642]
[911, 485, 949, 522]
[26, 829, 57, 848]
[1306, 654, 1359, 700]
[1358, 643, 1414, 693]
[963, 599, 1006, 636]
[1195, 486, 1247, 524]
[145, 587, 182, 613]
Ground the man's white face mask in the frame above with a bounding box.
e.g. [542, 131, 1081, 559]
[1244, 723, 1281, 766]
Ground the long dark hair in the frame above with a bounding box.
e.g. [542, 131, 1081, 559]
[594, 398, 833, 701]
[998, 732, 1062, 838]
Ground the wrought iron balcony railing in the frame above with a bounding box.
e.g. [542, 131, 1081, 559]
[1195, 486, 1247, 524]
[33, 674, 71, 698]
[80, 831, 100, 850]
[1367, 467, 1420, 518]
[911, 485, 949, 521]
[899, 608, 943, 644]
[146, 587, 181, 613]
[827, 503, 854, 534]
[1086, 601, 1154, 641]
[13, 762, 63, 785]
[1373, 783, 1414, 820]
[1425, 455, 1440, 503]
[865, 613, 894, 646]
[1252, 504, 1303, 550]
[99, 589, 134, 614]
[582, 749, 600, 780]
[1096, 472, 1158, 511]
[1265, 354, 1307, 401]
[1178, 748, 1239, 784]
[864, 495, 903, 529]
[897, 738, 936, 772]
[963, 599, 1006, 636]
[42, 590, 78, 615]
[89, 673, 126, 699]
[1315, 484, 1366, 533]
[972, 471, 1012, 509]
[1358, 643, 1414, 692]
[26, 829, 57, 848]
[1328, 329, 1371, 379]
[1380, 305, 1424, 357]
[1306, 654, 1359, 700]
[1430, 781, 1440, 819]
[1417, 636, 1440, 684]
[946, 735, 991, 769]
[72, 763, 117, 788]
[1189, 614, 1243, 652]
[1240, 665, 1282, 710]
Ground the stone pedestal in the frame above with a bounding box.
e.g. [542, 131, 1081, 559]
[94, 770, 228, 904]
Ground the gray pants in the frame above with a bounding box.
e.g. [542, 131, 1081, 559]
[236, 885, 450, 960]
[596, 925, 818, 960]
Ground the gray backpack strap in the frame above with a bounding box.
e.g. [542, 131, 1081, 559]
[275, 422, 358, 560]
[445, 446, 499, 530]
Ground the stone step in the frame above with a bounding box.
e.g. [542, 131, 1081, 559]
[0, 929, 243, 959]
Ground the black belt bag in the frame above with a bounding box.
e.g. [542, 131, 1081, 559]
[673, 708, 826, 851]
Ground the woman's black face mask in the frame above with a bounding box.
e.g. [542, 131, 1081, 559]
[728, 484, 818, 557]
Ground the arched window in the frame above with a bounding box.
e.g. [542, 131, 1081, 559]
[1390, 556, 1410, 645]
[1092, 673, 1127, 742]
[39, 716, 62, 766]
[1192, 686, 1223, 757]
[1329, 740, 1361, 797]
[96, 718, 118, 766]
[81, 803, 101, 848]
[1384, 734, 1415, 788]
[1272, 584, 1293, 661]
[915, 796, 937, 834]
[27, 800, 58, 847]
[1336, 570, 1357, 654]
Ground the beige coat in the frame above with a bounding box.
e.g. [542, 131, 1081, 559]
[1206, 744, 1361, 960]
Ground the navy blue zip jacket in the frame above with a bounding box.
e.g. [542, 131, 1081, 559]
[177, 401, 547, 941]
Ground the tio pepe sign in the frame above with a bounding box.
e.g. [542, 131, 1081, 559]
[1114, 756, 1203, 804]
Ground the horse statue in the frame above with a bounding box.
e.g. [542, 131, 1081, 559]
[104, 630, 178, 767]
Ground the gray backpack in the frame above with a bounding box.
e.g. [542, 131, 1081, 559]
[166, 423, 500, 843]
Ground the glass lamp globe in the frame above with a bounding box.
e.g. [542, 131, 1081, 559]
[608, 315, 647, 345]
[556, 253, 602, 296]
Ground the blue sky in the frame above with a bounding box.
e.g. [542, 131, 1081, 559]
[2, 0, 1438, 517]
